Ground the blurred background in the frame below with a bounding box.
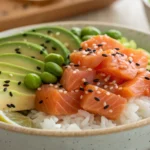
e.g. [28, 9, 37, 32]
[0, 0, 149, 31]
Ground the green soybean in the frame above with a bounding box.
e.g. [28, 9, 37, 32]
[44, 62, 63, 77]
[71, 27, 81, 37]
[24, 73, 42, 90]
[45, 53, 65, 66]
[81, 26, 101, 37]
[41, 72, 57, 84]
[82, 35, 94, 41]
[104, 29, 122, 39]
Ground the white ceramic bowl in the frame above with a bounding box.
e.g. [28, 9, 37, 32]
[143, 0, 150, 26]
[1, 21, 150, 150]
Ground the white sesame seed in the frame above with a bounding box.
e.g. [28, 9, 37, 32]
[109, 86, 114, 90]
[138, 68, 145, 73]
[97, 91, 101, 94]
[128, 57, 133, 61]
[115, 84, 118, 89]
[73, 50, 77, 52]
[73, 71, 77, 74]
[103, 102, 107, 106]
[87, 68, 92, 71]
[104, 85, 108, 89]
[85, 91, 89, 94]
[104, 75, 110, 82]
[56, 32, 60, 36]
[49, 84, 53, 87]
[64, 43, 69, 47]
[82, 78, 86, 82]
[82, 55, 86, 57]
[9, 74, 13, 77]
[64, 91, 67, 94]
[54, 85, 58, 88]
[92, 44, 97, 47]
[97, 82, 101, 86]
[59, 90, 63, 93]
[95, 86, 98, 90]
[38, 88, 41, 91]
[94, 46, 98, 49]
[80, 95, 83, 99]
[101, 42, 107, 45]
[78, 61, 81, 65]
[75, 90, 79, 93]
[70, 63, 74, 66]
[106, 92, 110, 95]
[91, 53, 96, 56]
[109, 109, 113, 113]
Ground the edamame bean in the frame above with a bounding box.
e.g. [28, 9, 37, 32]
[82, 35, 94, 41]
[81, 26, 101, 37]
[71, 27, 81, 37]
[44, 62, 63, 77]
[41, 72, 57, 84]
[104, 29, 122, 39]
[45, 53, 65, 66]
[24, 73, 42, 90]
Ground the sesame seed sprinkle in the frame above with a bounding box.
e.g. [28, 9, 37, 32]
[18, 81, 21, 85]
[109, 109, 113, 113]
[49, 84, 53, 87]
[75, 90, 79, 93]
[39, 100, 43, 104]
[80, 95, 83, 99]
[64, 91, 67, 94]
[85, 91, 89, 94]
[136, 63, 140, 66]
[37, 88, 41, 91]
[82, 78, 86, 82]
[3, 88, 7, 92]
[94, 97, 100, 101]
[102, 54, 108, 57]
[9, 92, 13, 97]
[9, 74, 13, 77]
[104, 105, 109, 109]
[3, 84, 9, 87]
[79, 87, 84, 91]
[4, 80, 10, 83]
[104, 85, 108, 89]
[56, 32, 60, 36]
[97, 91, 101, 94]
[145, 77, 150, 80]
[106, 92, 110, 95]
[93, 79, 99, 82]
[103, 102, 107, 106]
[59, 89, 63, 93]
[87, 68, 92, 71]
[83, 82, 89, 86]
[88, 89, 93, 93]
[97, 82, 101, 86]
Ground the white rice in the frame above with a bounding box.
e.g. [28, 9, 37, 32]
[28, 96, 150, 131]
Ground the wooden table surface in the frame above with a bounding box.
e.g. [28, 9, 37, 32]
[66, 0, 150, 32]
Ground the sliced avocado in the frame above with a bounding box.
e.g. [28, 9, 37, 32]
[0, 71, 25, 82]
[28, 26, 81, 52]
[0, 41, 48, 61]
[0, 54, 44, 73]
[0, 63, 41, 75]
[0, 32, 69, 63]
[0, 89, 35, 111]
[0, 79, 34, 95]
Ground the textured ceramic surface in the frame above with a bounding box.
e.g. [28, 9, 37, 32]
[0, 22, 150, 150]
[143, 0, 150, 26]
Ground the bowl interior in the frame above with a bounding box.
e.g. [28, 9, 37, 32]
[0, 21, 150, 136]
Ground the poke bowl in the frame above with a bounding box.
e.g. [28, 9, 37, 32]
[0, 21, 150, 150]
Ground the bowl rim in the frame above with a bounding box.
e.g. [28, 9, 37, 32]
[0, 21, 150, 137]
[143, 0, 150, 8]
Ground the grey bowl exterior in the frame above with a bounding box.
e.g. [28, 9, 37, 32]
[143, 0, 150, 26]
[1, 22, 150, 150]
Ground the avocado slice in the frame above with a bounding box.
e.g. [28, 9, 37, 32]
[0, 71, 25, 82]
[0, 89, 35, 111]
[0, 79, 34, 95]
[0, 63, 41, 75]
[0, 32, 69, 63]
[0, 42, 48, 61]
[0, 54, 44, 73]
[28, 26, 81, 52]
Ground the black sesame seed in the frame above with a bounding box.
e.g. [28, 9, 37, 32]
[144, 77, 150, 80]
[40, 50, 43, 54]
[32, 29, 36, 32]
[88, 89, 93, 93]
[93, 49, 96, 53]
[0, 71, 1, 74]
[67, 55, 70, 59]
[85, 48, 91, 52]
[128, 60, 132, 64]
[45, 40, 51, 43]
[36, 66, 41, 70]
[114, 48, 120, 50]
[93, 79, 99, 82]
[79, 87, 84, 91]
[10, 104, 15, 108]
[9, 92, 13, 97]
[74, 64, 80, 67]
[22, 33, 27, 37]
[104, 105, 109, 109]
[40, 44, 47, 49]
[83, 82, 89, 86]
[31, 56, 35, 59]
[78, 47, 82, 51]
[59, 85, 63, 88]
[18, 81, 21, 85]
[3, 84, 9, 87]
[136, 63, 140, 66]
[94, 97, 100, 101]
[4, 80, 10, 83]
[39, 100, 43, 104]
[16, 51, 21, 54]
[3, 88, 7, 92]
[15, 48, 20, 51]
[6, 104, 11, 108]
[97, 44, 103, 47]
[111, 53, 116, 56]
[52, 47, 57, 51]
[47, 30, 52, 34]
[102, 54, 108, 57]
